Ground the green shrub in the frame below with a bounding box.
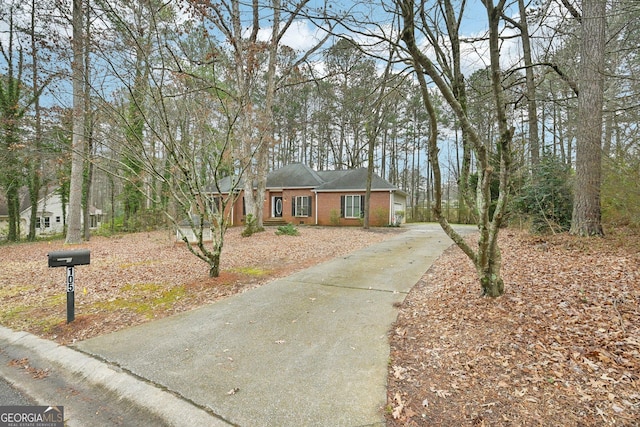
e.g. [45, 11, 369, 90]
[602, 156, 640, 229]
[513, 155, 573, 234]
[329, 209, 341, 226]
[373, 207, 389, 226]
[275, 223, 299, 236]
[241, 214, 264, 237]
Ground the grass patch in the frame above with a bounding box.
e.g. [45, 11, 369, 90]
[44, 293, 67, 307]
[0, 284, 31, 298]
[91, 283, 186, 318]
[231, 267, 271, 277]
[121, 283, 163, 293]
[118, 260, 160, 269]
[33, 316, 65, 334]
[0, 305, 29, 323]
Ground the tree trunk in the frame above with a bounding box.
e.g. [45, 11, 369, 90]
[207, 244, 222, 277]
[27, 176, 40, 241]
[82, 2, 93, 241]
[443, 0, 473, 220]
[6, 186, 20, 242]
[66, 0, 85, 244]
[477, 228, 505, 297]
[27, 0, 43, 242]
[82, 134, 94, 240]
[209, 258, 220, 278]
[517, 0, 540, 166]
[570, 0, 606, 237]
[400, 0, 511, 298]
[480, 269, 505, 297]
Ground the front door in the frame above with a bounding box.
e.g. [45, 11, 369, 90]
[273, 196, 283, 217]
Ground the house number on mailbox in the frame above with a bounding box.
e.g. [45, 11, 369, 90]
[67, 267, 75, 293]
[48, 249, 89, 323]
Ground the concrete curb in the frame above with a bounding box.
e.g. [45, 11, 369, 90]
[0, 325, 230, 426]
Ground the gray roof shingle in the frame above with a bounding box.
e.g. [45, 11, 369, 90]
[266, 163, 324, 188]
[314, 168, 397, 192]
[209, 164, 401, 193]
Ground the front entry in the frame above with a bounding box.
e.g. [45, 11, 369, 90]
[273, 196, 283, 218]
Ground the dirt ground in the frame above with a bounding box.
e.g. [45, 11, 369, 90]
[0, 226, 401, 344]
[1, 225, 638, 426]
[385, 229, 639, 426]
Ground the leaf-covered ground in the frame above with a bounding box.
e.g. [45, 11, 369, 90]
[0, 226, 401, 344]
[386, 229, 640, 426]
[2, 225, 638, 425]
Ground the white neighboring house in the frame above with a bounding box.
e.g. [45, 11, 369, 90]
[175, 214, 212, 244]
[20, 192, 103, 237]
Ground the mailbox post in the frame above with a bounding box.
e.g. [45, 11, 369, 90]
[48, 250, 90, 323]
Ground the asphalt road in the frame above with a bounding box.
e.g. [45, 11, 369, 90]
[0, 376, 35, 405]
[0, 330, 174, 426]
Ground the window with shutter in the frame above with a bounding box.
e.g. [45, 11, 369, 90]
[343, 195, 362, 218]
[293, 196, 311, 217]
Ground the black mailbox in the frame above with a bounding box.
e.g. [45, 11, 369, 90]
[48, 250, 90, 268]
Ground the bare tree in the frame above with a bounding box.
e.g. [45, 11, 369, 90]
[190, 0, 330, 230]
[398, 0, 514, 297]
[92, 5, 249, 277]
[503, 0, 541, 166]
[25, 0, 46, 241]
[363, 47, 396, 229]
[0, 4, 47, 242]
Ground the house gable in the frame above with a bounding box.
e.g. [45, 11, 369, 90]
[266, 163, 324, 189]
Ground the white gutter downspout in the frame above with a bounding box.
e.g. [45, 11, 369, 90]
[389, 190, 394, 225]
[314, 191, 319, 225]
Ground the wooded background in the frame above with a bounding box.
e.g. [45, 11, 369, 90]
[1, 0, 638, 244]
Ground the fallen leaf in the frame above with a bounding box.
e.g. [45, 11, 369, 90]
[392, 392, 404, 419]
[392, 365, 406, 380]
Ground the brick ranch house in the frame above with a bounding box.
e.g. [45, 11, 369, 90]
[214, 163, 407, 227]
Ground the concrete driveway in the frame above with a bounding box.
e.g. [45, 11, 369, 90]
[73, 223, 475, 426]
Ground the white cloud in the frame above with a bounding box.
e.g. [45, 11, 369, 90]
[256, 20, 328, 52]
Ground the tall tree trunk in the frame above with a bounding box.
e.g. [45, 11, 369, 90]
[82, 0, 93, 240]
[443, 0, 473, 222]
[253, 0, 280, 230]
[0, 11, 26, 242]
[6, 186, 20, 241]
[517, 0, 540, 166]
[66, 0, 85, 244]
[363, 50, 393, 229]
[82, 130, 94, 239]
[27, 0, 43, 242]
[570, 0, 606, 237]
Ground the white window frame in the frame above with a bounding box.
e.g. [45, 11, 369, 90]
[294, 196, 309, 217]
[344, 195, 361, 218]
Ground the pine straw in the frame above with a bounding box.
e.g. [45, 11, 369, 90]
[0, 226, 402, 344]
[387, 229, 640, 426]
